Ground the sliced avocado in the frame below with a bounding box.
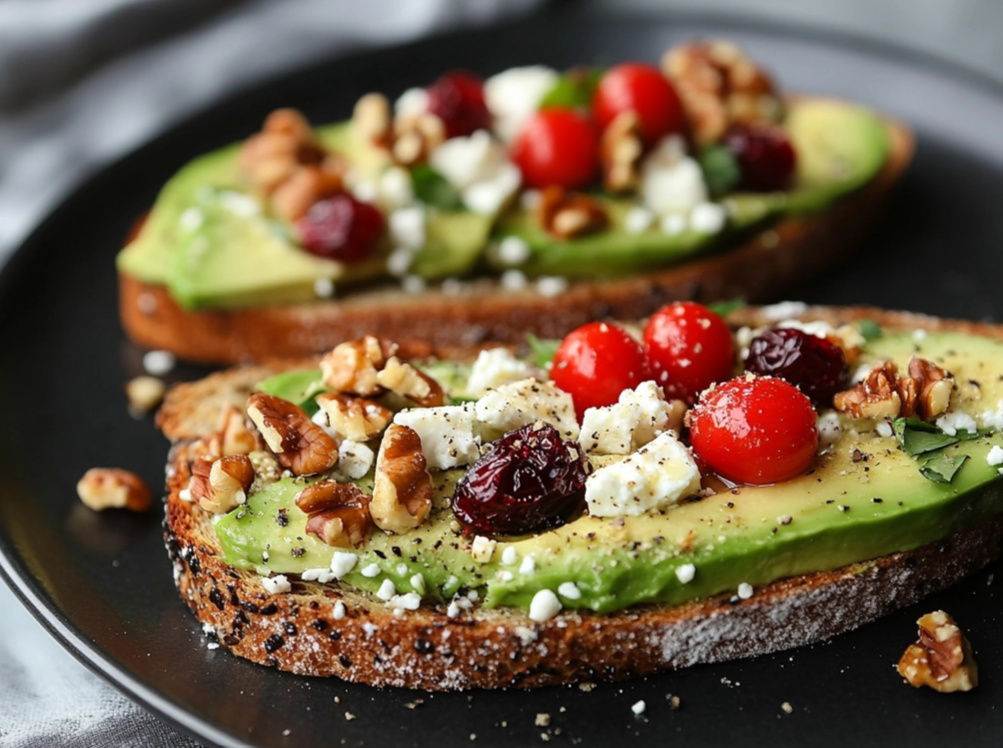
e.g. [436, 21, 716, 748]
[215, 330, 1003, 614]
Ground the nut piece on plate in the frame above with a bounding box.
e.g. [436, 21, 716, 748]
[375, 357, 445, 408]
[76, 468, 153, 512]
[536, 186, 609, 239]
[662, 39, 782, 146]
[296, 481, 373, 548]
[246, 392, 338, 475]
[371, 424, 434, 534]
[125, 375, 165, 416]
[321, 335, 399, 396]
[898, 610, 978, 692]
[834, 358, 954, 422]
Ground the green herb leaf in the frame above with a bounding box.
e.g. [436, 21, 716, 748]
[857, 319, 883, 342]
[539, 67, 604, 110]
[410, 164, 463, 211]
[698, 145, 741, 199]
[892, 417, 960, 457]
[919, 452, 969, 484]
[706, 298, 746, 318]
[526, 333, 560, 369]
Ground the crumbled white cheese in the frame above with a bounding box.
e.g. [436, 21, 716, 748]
[496, 235, 532, 266]
[498, 570, 514, 582]
[817, 411, 843, 449]
[501, 546, 519, 566]
[689, 202, 726, 234]
[557, 582, 581, 600]
[350, 179, 378, 203]
[675, 563, 696, 584]
[376, 579, 397, 601]
[360, 563, 381, 578]
[474, 378, 579, 439]
[143, 350, 176, 376]
[386, 247, 414, 277]
[471, 535, 497, 563]
[333, 601, 346, 620]
[580, 380, 676, 455]
[410, 573, 426, 596]
[519, 555, 536, 575]
[447, 601, 461, 618]
[394, 86, 429, 118]
[334, 439, 375, 480]
[261, 575, 291, 595]
[528, 589, 562, 622]
[777, 318, 836, 339]
[980, 399, 1003, 431]
[514, 626, 538, 645]
[631, 700, 647, 716]
[388, 592, 422, 611]
[988, 445, 1003, 467]
[875, 419, 894, 438]
[463, 162, 521, 216]
[466, 347, 538, 397]
[393, 403, 481, 469]
[313, 277, 335, 299]
[585, 431, 701, 517]
[500, 269, 528, 291]
[938, 411, 978, 436]
[624, 206, 655, 235]
[379, 166, 414, 209]
[401, 275, 426, 294]
[660, 213, 687, 236]
[388, 205, 426, 250]
[639, 135, 707, 215]
[429, 129, 520, 215]
[485, 65, 560, 143]
[737, 582, 754, 600]
[301, 568, 336, 583]
[329, 551, 358, 578]
[760, 301, 809, 322]
[535, 276, 568, 298]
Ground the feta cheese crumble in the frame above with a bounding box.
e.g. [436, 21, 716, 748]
[474, 378, 579, 439]
[737, 582, 754, 600]
[143, 350, 176, 376]
[471, 535, 497, 563]
[393, 403, 481, 470]
[639, 135, 707, 215]
[376, 579, 397, 601]
[987, 445, 1003, 467]
[329, 551, 358, 578]
[557, 582, 581, 600]
[466, 347, 538, 397]
[675, 563, 696, 584]
[938, 410, 978, 436]
[528, 589, 562, 622]
[580, 380, 677, 455]
[261, 575, 291, 595]
[631, 700, 647, 715]
[485, 66, 560, 143]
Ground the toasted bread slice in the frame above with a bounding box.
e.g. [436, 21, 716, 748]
[122, 120, 913, 365]
[159, 306, 1003, 690]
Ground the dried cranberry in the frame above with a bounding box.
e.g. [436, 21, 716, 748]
[296, 194, 384, 263]
[426, 71, 491, 139]
[451, 423, 588, 537]
[723, 123, 796, 192]
[744, 328, 846, 404]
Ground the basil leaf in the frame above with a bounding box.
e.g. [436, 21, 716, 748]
[919, 452, 969, 484]
[893, 417, 959, 457]
[698, 145, 741, 199]
[857, 319, 883, 342]
[707, 298, 746, 318]
[411, 165, 463, 211]
[539, 67, 603, 110]
[526, 333, 560, 369]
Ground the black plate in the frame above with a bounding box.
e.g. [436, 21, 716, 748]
[3, 6, 1003, 747]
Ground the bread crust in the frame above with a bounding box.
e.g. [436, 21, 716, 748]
[122, 118, 913, 364]
[160, 306, 1003, 689]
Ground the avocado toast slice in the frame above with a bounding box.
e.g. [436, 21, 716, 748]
[158, 305, 1003, 689]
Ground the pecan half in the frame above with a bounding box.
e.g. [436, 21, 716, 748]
[189, 454, 255, 514]
[375, 357, 445, 408]
[898, 610, 978, 692]
[371, 424, 433, 534]
[316, 392, 393, 441]
[246, 392, 338, 475]
[296, 481, 373, 548]
[662, 39, 783, 146]
[600, 111, 644, 193]
[76, 468, 152, 512]
[320, 335, 399, 396]
[391, 112, 446, 167]
[834, 358, 954, 422]
[536, 186, 609, 239]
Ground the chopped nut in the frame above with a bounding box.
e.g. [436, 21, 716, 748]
[371, 424, 433, 534]
[898, 610, 978, 692]
[190, 454, 255, 514]
[321, 336, 399, 396]
[316, 392, 393, 441]
[214, 403, 259, 457]
[271, 159, 346, 221]
[391, 112, 446, 167]
[908, 357, 954, 420]
[125, 375, 165, 415]
[353, 92, 392, 149]
[663, 39, 782, 146]
[77, 468, 153, 512]
[375, 357, 445, 407]
[246, 392, 338, 475]
[834, 357, 954, 422]
[536, 186, 609, 239]
[600, 110, 644, 193]
[296, 481, 373, 548]
[834, 361, 902, 420]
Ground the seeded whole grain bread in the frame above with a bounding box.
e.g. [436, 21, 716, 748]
[157, 306, 1003, 690]
[122, 118, 913, 365]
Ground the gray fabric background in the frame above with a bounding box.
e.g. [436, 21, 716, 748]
[0, 0, 1001, 745]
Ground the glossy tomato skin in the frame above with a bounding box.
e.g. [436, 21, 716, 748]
[551, 322, 651, 418]
[511, 109, 599, 190]
[593, 63, 685, 146]
[643, 302, 735, 404]
[689, 376, 818, 485]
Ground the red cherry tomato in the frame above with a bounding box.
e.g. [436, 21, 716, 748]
[551, 322, 651, 418]
[593, 63, 685, 146]
[642, 302, 735, 404]
[688, 376, 819, 485]
[511, 109, 599, 190]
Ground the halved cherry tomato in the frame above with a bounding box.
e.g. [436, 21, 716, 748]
[511, 109, 599, 190]
[642, 301, 735, 404]
[688, 376, 819, 485]
[550, 321, 651, 418]
[592, 63, 685, 146]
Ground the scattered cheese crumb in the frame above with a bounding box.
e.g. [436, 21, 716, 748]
[142, 350, 176, 376]
[515, 626, 538, 645]
[631, 700, 647, 715]
[376, 579, 397, 601]
[500, 269, 528, 291]
[360, 563, 381, 578]
[675, 564, 696, 584]
[261, 575, 291, 595]
[313, 277, 335, 298]
[557, 582, 581, 600]
[536, 276, 568, 298]
[624, 206, 654, 234]
[689, 202, 726, 234]
[501, 546, 519, 566]
[333, 601, 346, 620]
[528, 589, 562, 622]
[875, 420, 894, 438]
[330, 552, 358, 578]
[519, 555, 536, 575]
[737, 582, 754, 600]
[987, 445, 1003, 467]
[471, 535, 497, 563]
[497, 235, 532, 265]
[938, 410, 978, 436]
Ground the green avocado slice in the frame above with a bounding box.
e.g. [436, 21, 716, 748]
[214, 330, 1003, 614]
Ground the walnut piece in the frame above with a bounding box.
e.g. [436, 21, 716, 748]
[316, 392, 393, 441]
[600, 111, 644, 193]
[834, 357, 954, 422]
[296, 481, 373, 548]
[370, 424, 433, 534]
[392, 112, 446, 167]
[246, 392, 339, 475]
[77, 468, 153, 512]
[662, 39, 783, 146]
[352, 93, 393, 149]
[321, 335, 399, 396]
[189, 454, 255, 514]
[536, 186, 609, 239]
[898, 610, 978, 692]
[213, 403, 259, 457]
[375, 357, 445, 408]
[125, 375, 165, 415]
